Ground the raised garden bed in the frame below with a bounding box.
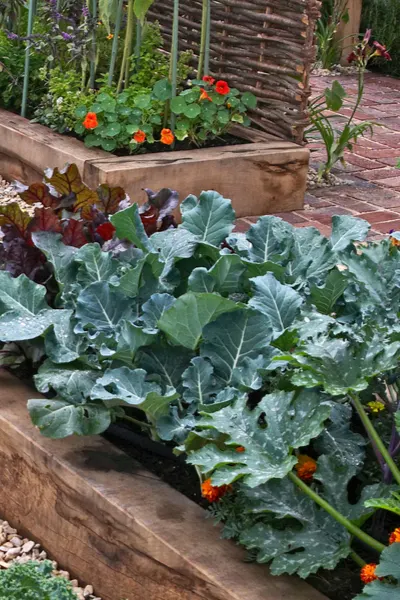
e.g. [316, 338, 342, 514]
[0, 109, 309, 219]
[0, 370, 326, 600]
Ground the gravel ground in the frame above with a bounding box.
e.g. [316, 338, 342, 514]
[0, 520, 101, 600]
[0, 176, 35, 215]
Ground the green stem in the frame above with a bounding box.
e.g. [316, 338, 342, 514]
[21, 0, 35, 118]
[117, 0, 134, 92]
[124, 1, 135, 88]
[133, 18, 142, 75]
[89, 0, 97, 89]
[198, 0, 208, 79]
[351, 394, 400, 486]
[121, 414, 152, 430]
[169, 0, 180, 131]
[108, 0, 124, 87]
[347, 67, 364, 128]
[288, 472, 385, 553]
[350, 551, 367, 568]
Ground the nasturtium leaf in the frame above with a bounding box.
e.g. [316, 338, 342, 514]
[141, 293, 176, 330]
[158, 292, 240, 350]
[330, 215, 370, 251]
[75, 243, 118, 285]
[240, 478, 350, 578]
[75, 281, 133, 333]
[110, 204, 152, 251]
[246, 216, 292, 263]
[152, 78, 172, 100]
[314, 404, 366, 468]
[249, 273, 303, 335]
[170, 96, 187, 114]
[310, 269, 347, 314]
[28, 398, 111, 438]
[182, 357, 221, 405]
[35, 359, 98, 403]
[104, 122, 121, 137]
[188, 390, 331, 487]
[200, 309, 273, 383]
[184, 104, 201, 119]
[241, 92, 257, 109]
[180, 191, 236, 246]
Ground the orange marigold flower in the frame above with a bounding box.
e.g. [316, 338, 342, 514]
[236, 446, 245, 453]
[200, 88, 212, 101]
[360, 563, 379, 584]
[202, 75, 215, 84]
[295, 455, 317, 482]
[107, 33, 114, 40]
[201, 478, 232, 503]
[215, 80, 230, 95]
[133, 130, 146, 144]
[83, 112, 98, 129]
[389, 528, 400, 544]
[160, 128, 175, 145]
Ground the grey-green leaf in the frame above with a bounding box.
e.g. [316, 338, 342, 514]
[180, 191, 236, 246]
[330, 215, 370, 251]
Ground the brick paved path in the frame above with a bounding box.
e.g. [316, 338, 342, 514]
[236, 72, 400, 240]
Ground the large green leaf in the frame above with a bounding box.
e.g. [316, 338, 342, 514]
[32, 232, 78, 289]
[330, 215, 370, 252]
[35, 360, 98, 403]
[151, 228, 198, 277]
[75, 243, 118, 285]
[44, 310, 86, 364]
[0, 272, 47, 316]
[133, 0, 155, 23]
[314, 404, 365, 469]
[28, 398, 111, 438]
[189, 254, 245, 295]
[354, 544, 400, 599]
[200, 309, 273, 383]
[182, 357, 221, 405]
[240, 478, 350, 578]
[245, 216, 292, 263]
[310, 269, 348, 314]
[0, 308, 69, 342]
[141, 293, 175, 330]
[376, 543, 400, 580]
[180, 191, 235, 246]
[355, 581, 400, 599]
[110, 204, 152, 252]
[287, 226, 336, 284]
[187, 390, 331, 487]
[106, 320, 157, 363]
[249, 273, 303, 335]
[158, 292, 240, 350]
[136, 345, 194, 393]
[91, 366, 160, 405]
[364, 490, 400, 516]
[75, 282, 133, 334]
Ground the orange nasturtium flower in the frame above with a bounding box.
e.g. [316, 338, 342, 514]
[360, 563, 379, 584]
[201, 479, 232, 503]
[295, 455, 317, 482]
[215, 80, 230, 95]
[389, 528, 400, 544]
[200, 88, 212, 101]
[133, 130, 146, 144]
[83, 112, 98, 129]
[202, 75, 215, 85]
[160, 128, 175, 145]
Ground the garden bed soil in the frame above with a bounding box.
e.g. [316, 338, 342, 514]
[0, 369, 327, 600]
[0, 108, 309, 219]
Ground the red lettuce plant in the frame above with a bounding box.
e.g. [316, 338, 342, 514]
[0, 163, 178, 284]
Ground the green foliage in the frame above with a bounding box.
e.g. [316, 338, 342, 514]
[316, 0, 349, 69]
[0, 560, 78, 600]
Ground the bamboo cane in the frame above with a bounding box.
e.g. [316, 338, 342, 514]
[169, 0, 179, 131]
[89, 0, 97, 89]
[21, 0, 35, 118]
[108, 0, 124, 86]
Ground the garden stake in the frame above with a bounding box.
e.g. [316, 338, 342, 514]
[288, 472, 386, 553]
[169, 0, 180, 131]
[89, 0, 97, 89]
[118, 0, 134, 92]
[21, 0, 35, 118]
[351, 393, 400, 486]
[133, 18, 142, 75]
[204, 0, 211, 76]
[108, 0, 124, 86]
[198, 0, 210, 79]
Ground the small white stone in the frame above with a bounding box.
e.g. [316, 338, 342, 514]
[9, 537, 22, 547]
[5, 547, 21, 560]
[22, 540, 35, 554]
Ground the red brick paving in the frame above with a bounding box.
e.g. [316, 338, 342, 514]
[236, 72, 400, 240]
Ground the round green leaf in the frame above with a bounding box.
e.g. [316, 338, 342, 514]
[184, 104, 201, 119]
[75, 106, 88, 118]
[153, 79, 172, 101]
[105, 122, 122, 137]
[241, 92, 257, 109]
[102, 139, 117, 152]
[85, 134, 102, 147]
[126, 123, 140, 135]
[217, 109, 230, 124]
[231, 113, 244, 123]
[90, 103, 103, 113]
[135, 94, 152, 109]
[170, 96, 187, 115]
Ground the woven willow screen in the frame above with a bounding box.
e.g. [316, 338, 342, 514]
[149, 0, 320, 143]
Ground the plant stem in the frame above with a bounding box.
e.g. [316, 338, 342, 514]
[350, 551, 367, 568]
[118, 0, 134, 92]
[21, 0, 35, 118]
[347, 66, 365, 127]
[288, 472, 385, 553]
[121, 414, 152, 430]
[108, 0, 124, 87]
[89, 0, 97, 89]
[169, 0, 180, 131]
[351, 394, 400, 486]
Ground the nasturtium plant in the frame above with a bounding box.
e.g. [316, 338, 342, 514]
[2, 176, 400, 586]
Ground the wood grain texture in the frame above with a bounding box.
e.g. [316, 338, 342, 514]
[337, 0, 362, 64]
[0, 371, 327, 600]
[0, 109, 308, 217]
